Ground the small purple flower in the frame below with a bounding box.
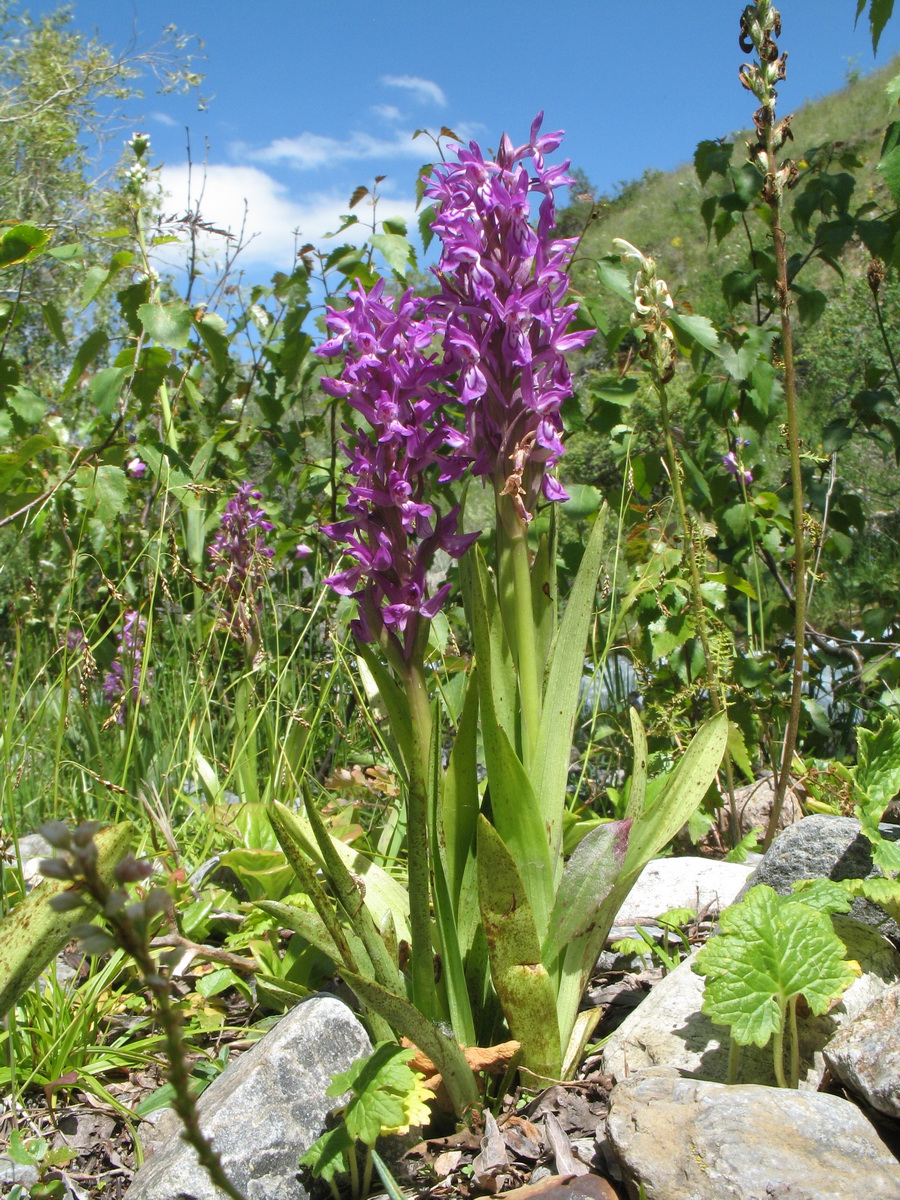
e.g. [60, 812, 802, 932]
[295, 543, 313, 560]
[126, 457, 147, 479]
[209, 482, 275, 647]
[722, 451, 753, 485]
[426, 113, 593, 521]
[102, 610, 151, 722]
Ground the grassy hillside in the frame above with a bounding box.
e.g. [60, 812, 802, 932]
[563, 56, 899, 323]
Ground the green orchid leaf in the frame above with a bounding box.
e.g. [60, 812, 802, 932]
[531, 504, 608, 867]
[530, 511, 558, 682]
[338, 971, 480, 1119]
[694, 885, 856, 1048]
[300, 789, 405, 995]
[461, 548, 553, 931]
[626, 707, 649, 822]
[268, 800, 410, 943]
[477, 816, 562, 1077]
[439, 666, 480, 910]
[623, 710, 728, 876]
[542, 819, 630, 966]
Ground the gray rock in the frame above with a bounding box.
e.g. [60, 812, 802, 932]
[739, 814, 900, 940]
[606, 1067, 900, 1200]
[125, 995, 371, 1200]
[824, 980, 900, 1119]
[718, 773, 804, 839]
[601, 917, 900, 1088]
[610, 856, 754, 942]
[0, 1154, 39, 1189]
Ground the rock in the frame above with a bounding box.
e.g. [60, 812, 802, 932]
[824, 980, 900, 1119]
[739, 814, 900, 941]
[610, 856, 754, 941]
[125, 994, 371, 1200]
[0, 1154, 39, 1190]
[718, 773, 804, 838]
[601, 917, 900, 1089]
[606, 1067, 900, 1200]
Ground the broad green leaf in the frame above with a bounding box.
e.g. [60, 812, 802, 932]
[531, 505, 607, 868]
[74, 464, 127, 524]
[88, 367, 128, 417]
[789, 878, 854, 915]
[669, 312, 720, 353]
[217, 848, 295, 902]
[595, 258, 633, 303]
[694, 885, 856, 1048]
[0, 224, 49, 268]
[60, 329, 108, 399]
[41, 301, 67, 347]
[194, 311, 230, 374]
[477, 816, 562, 1077]
[7, 386, 45, 424]
[299, 1122, 353, 1184]
[561, 483, 602, 517]
[138, 301, 193, 349]
[854, 714, 900, 813]
[857, 0, 895, 54]
[542, 820, 630, 965]
[327, 1042, 421, 1145]
[369, 231, 415, 276]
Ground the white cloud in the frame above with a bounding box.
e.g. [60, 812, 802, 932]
[158, 162, 420, 271]
[238, 128, 429, 170]
[150, 111, 178, 127]
[372, 103, 402, 121]
[381, 74, 447, 108]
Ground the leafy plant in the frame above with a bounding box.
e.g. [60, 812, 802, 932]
[693, 884, 857, 1087]
[300, 1042, 434, 1200]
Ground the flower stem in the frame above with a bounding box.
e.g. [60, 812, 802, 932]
[403, 657, 438, 1020]
[499, 496, 541, 763]
[761, 101, 806, 855]
[658, 382, 738, 838]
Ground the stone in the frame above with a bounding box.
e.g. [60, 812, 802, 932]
[738, 814, 900, 941]
[718, 773, 804, 838]
[125, 994, 371, 1200]
[824, 980, 900, 1119]
[605, 1067, 900, 1200]
[609, 856, 755, 941]
[601, 917, 900, 1089]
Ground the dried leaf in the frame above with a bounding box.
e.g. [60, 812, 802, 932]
[544, 1110, 589, 1177]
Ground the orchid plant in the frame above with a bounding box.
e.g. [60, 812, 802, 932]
[267, 116, 727, 1117]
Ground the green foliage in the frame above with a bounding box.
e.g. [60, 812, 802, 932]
[694, 885, 857, 1086]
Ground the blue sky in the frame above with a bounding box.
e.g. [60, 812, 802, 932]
[39, 1, 900, 283]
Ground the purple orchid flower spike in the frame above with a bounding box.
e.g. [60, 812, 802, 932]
[316, 283, 477, 662]
[426, 113, 593, 522]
